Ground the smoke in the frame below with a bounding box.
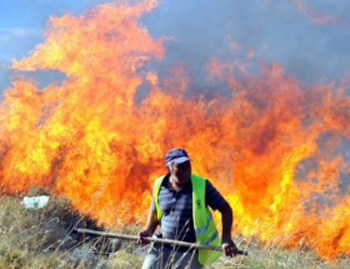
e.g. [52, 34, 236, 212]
[2, 0, 350, 92]
[140, 0, 350, 87]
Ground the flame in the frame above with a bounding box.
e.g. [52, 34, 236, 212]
[1, 0, 350, 261]
[290, 0, 337, 25]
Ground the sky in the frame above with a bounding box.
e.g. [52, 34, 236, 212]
[1, 0, 350, 92]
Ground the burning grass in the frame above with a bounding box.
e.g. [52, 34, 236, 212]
[1, 0, 350, 265]
[0, 191, 349, 268]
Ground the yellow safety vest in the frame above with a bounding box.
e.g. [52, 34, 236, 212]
[153, 173, 222, 266]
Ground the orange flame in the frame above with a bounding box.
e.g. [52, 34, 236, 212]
[290, 0, 337, 25]
[1, 0, 350, 261]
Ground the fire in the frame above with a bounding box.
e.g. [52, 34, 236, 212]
[1, 0, 350, 261]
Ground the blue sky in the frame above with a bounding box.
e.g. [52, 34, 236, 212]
[1, 0, 350, 92]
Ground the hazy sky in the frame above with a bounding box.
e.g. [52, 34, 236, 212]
[1, 0, 350, 92]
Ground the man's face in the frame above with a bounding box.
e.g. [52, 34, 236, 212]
[170, 160, 191, 184]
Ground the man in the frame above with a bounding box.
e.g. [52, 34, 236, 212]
[137, 148, 238, 269]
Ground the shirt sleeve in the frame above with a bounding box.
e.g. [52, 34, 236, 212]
[205, 180, 227, 210]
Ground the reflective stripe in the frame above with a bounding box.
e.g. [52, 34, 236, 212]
[194, 213, 213, 233]
[204, 231, 219, 245]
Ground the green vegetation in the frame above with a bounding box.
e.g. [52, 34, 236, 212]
[0, 191, 348, 269]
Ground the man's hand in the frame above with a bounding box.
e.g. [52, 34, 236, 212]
[136, 208, 158, 245]
[136, 229, 152, 245]
[222, 238, 238, 257]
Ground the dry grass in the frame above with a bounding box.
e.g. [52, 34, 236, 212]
[0, 191, 348, 269]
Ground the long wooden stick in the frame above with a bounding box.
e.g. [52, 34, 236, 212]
[75, 228, 248, 255]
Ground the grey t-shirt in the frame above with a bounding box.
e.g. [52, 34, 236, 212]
[151, 174, 227, 244]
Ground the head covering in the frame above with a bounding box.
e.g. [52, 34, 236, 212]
[165, 148, 190, 166]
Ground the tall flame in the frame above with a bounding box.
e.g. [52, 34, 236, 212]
[1, 0, 349, 261]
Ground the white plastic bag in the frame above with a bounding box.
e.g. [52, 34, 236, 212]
[21, 195, 50, 209]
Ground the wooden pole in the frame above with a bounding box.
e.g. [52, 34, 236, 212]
[75, 228, 248, 255]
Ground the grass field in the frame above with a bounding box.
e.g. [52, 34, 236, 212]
[0, 191, 349, 269]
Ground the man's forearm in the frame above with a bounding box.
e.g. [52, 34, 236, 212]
[220, 202, 233, 242]
[144, 208, 159, 235]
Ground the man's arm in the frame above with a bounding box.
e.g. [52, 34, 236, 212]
[136, 207, 159, 245]
[218, 202, 233, 242]
[144, 207, 159, 235]
[217, 201, 238, 257]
